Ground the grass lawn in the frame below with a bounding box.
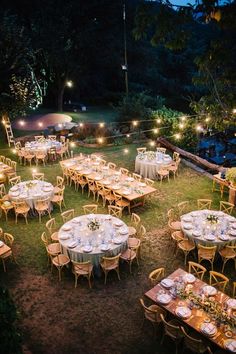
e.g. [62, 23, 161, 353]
[0, 139, 235, 354]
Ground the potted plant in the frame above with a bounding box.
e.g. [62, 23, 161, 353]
[226, 167, 236, 188]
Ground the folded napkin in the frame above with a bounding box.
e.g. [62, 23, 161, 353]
[161, 278, 174, 288]
[176, 306, 191, 319]
[203, 285, 217, 296]
[200, 322, 217, 336]
[156, 293, 171, 304]
[227, 299, 236, 309]
[225, 340, 236, 352]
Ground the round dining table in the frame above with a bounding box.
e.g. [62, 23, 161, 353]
[8, 180, 54, 209]
[135, 151, 172, 179]
[23, 139, 61, 154]
[58, 214, 129, 268]
[181, 209, 236, 249]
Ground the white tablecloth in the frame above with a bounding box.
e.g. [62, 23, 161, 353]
[135, 152, 172, 179]
[24, 140, 61, 153]
[8, 180, 54, 209]
[181, 210, 236, 248]
[59, 214, 129, 267]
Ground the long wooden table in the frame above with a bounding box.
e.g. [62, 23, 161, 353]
[145, 268, 236, 351]
[60, 155, 157, 209]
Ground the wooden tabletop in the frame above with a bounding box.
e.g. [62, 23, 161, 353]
[0, 244, 11, 257]
[60, 157, 157, 202]
[145, 268, 236, 351]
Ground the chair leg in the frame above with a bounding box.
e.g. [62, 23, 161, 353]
[2, 259, 6, 272]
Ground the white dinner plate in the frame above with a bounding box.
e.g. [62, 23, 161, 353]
[113, 237, 123, 244]
[0, 241, 4, 247]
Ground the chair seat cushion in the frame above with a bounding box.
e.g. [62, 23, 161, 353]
[120, 249, 136, 261]
[219, 248, 236, 258]
[51, 232, 59, 241]
[169, 221, 181, 230]
[52, 254, 70, 266]
[47, 243, 61, 255]
[179, 240, 195, 251]
[74, 264, 93, 275]
[128, 237, 139, 248]
[128, 226, 137, 236]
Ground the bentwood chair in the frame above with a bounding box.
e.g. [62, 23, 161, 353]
[233, 282, 236, 298]
[41, 232, 61, 266]
[13, 201, 30, 224]
[218, 245, 236, 272]
[119, 167, 129, 176]
[144, 178, 155, 186]
[140, 298, 166, 335]
[128, 213, 141, 237]
[113, 192, 131, 214]
[173, 152, 180, 161]
[137, 147, 146, 154]
[156, 147, 166, 154]
[167, 209, 181, 233]
[54, 176, 64, 193]
[197, 244, 217, 270]
[177, 201, 190, 216]
[71, 260, 93, 289]
[132, 173, 142, 182]
[108, 205, 122, 218]
[107, 162, 117, 170]
[100, 253, 121, 284]
[35, 151, 47, 166]
[9, 176, 21, 186]
[148, 267, 165, 286]
[188, 261, 207, 280]
[160, 314, 183, 354]
[197, 199, 212, 210]
[51, 186, 65, 212]
[32, 172, 45, 181]
[35, 198, 51, 223]
[61, 209, 75, 223]
[0, 233, 17, 272]
[120, 239, 140, 273]
[46, 218, 59, 242]
[177, 239, 195, 265]
[209, 271, 229, 292]
[181, 327, 213, 354]
[83, 204, 98, 215]
[219, 201, 234, 215]
[51, 253, 70, 281]
[171, 230, 186, 255]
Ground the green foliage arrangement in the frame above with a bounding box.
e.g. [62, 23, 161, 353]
[0, 287, 22, 354]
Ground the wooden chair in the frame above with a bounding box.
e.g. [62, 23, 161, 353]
[35, 198, 51, 223]
[10, 160, 17, 172]
[233, 281, 236, 298]
[83, 204, 98, 215]
[46, 218, 59, 241]
[69, 169, 78, 190]
[86, 178, 97, 200]
[96, 182, 106, 206]
[219, 201, 234, 215]
[160, 314, 183, 354]
[168, 161, 180, 179]
[156, 147, 166, 154]
[113, 192, 130, 214]
[197, 244, 216, 270]
[148, 267, 165, 286]
[103, 187, 116, 206]
[188, 261, 206, 280]
[120, 239, 140, 273]
[77, 174, 87, 194]
[35, 151, 47, 166]
[171, 230, 186, 255]
[177, 201, 190, 216]
[157, 167, 170, 184]
[13, 201, 30, 224]
[0, 184, 7, 198]
[128, 213, 141, 237]
[181, 326, 213, 354]
[32, 172, 44, 181]
[24, 152, 35, 166]
[48, 147, 57, 162]
[5, 158, 11, 166]
[48, 135, 57, 141]
[0, 199, 14, 222]
[209, 271, 229, 292]
[51, 186, 65, 212]
[173, 152, 180, 161]
[107, 162, 117, 170]
[197, 199, 212, 210]
[0, 155, 5, 162]
[61, 166, 70, 185]
[35, 135, 44, 142]
[108, 205, 122, 218]
[71, 260, 93, 289]
[167, 209, 181, 232]
[54, 176, 64, 193]
[1, 233, 16, 272]
[41, 232, 61, 266]
[177, 239, 195, 265]
[120, 167, 129, 175]
[9, 176, 21, 186]
[51, 253, 70, 281]
[137, 147, 146, 154]
[100, 253, 121, 284]
[144, 178, 155, 186]
[132, 173, 142, 182]
[219, 245, 236, 272]
[99, 159, 106, 166]
[61, 209, 75, 223]
[140, 298, 166, 333]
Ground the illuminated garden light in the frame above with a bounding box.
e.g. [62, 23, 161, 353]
[156, 118, 161, 124]
[205, 116, 211, 123]
[175, 133, 181, 140]
[232, 108, 236, 114]
[12, 149, 16, 154]
[196, 125, 202, 132]
[99, 122, 105, 128]
[126, 134, 130, 138]
[98, 137, 104, 144]
[124, 148, 129, 154]
[132, 120, 138, 127]
[38, 122, 43, 127]
[19, 120, 25, 126]
[32, 168, 37, 174]
[180, 115, 186, 121]
[179, 123, 185, 129]
[79, 123, 84, 127]
[149, 141, 155, 147]
[153, 128, 159, 134]
[66, 80, 73, 88]
[70, 142, 76, 148]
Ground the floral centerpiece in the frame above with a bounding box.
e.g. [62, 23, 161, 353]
[87, 219, 100, 231]
[226, 167, 236, 188]
[26, 181, 36, 189]
[206, 214, 219, 224]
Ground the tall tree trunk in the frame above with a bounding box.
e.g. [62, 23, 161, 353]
[57, 83, 65, 112]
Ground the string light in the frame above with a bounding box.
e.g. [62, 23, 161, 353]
[124, 148, 129, 154]
[79, 123, 84, 127]
[38, 122, 43, 127]
[149, 141, 155, 147]
[196, 125, 202, 132]
[19, 120, 25, 126]
[70, 142, 76, 148]
[232, 108, 236, 114]
[175, 133, 181, 140]
[32, 168, 37, 174]
[0, 173, 4, 179]
[156, 118, 161, 124]
[179, 123, 185, 129]
[205, 116, 211, 123]
[98, 137, 104, 144]
[153, 128, 159, 134]
[126, 134, 130, 138]
[66, 80, 73, 88]
[99, 122, 105, 128]
[12, 149, 16, 154]
[180, 115, 187, 121]
[132, 120, 138, 127]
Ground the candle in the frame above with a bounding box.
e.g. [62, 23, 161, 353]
[219, 293, 224, 303]
[71, 150, 73, 158]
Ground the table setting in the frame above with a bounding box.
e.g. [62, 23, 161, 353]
[23, 139, 61, 154]
[8, 180, 54, 209]
[135, 150, 172, 179]
[58, 214, 129, 267]
[181, 210, 236, 247]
